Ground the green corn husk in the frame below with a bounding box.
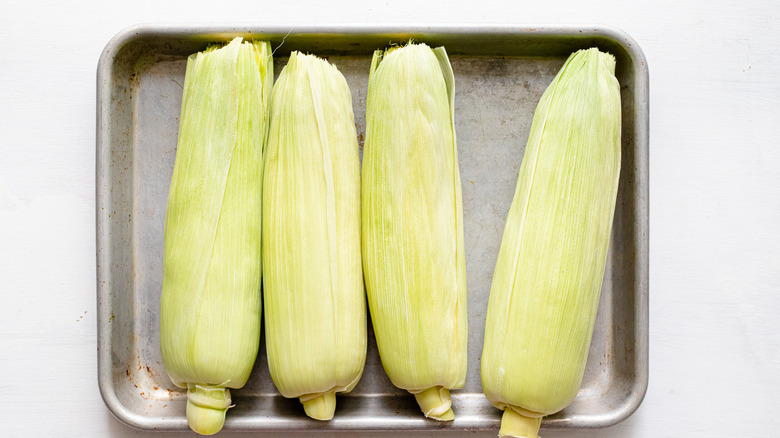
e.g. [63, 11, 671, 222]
[159, 37, 272, 436]
[480, 48, 621, 438]
[262, 52, 366, 421]
[361, 42, 467, 421]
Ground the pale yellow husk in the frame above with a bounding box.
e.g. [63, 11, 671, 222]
[480, 48, 622, 438]
[159, 37, 273, 435]
[361, 42, 467, 421]
[262, 52, 366, 421]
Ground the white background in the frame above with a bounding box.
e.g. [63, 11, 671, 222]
[1, 1, 778, 437]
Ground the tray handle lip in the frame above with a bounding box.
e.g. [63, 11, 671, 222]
[95, 22, 167, 432]
[552, 380, 649, 429]
[97, 372, 179, 431]
[96, 22, 648, 55]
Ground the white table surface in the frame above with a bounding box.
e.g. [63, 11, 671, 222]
[2, 1, 778, 436]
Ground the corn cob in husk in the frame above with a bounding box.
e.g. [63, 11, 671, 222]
[159, 37, 272, 435]
[480, 48, 621, 438]
[361, 42, 467, 421]
[262, 52, 366, 421]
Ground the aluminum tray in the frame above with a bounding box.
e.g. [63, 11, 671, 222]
[96, 24, 648, 432]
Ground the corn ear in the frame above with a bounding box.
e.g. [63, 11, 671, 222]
[159, 37, 272, 435]
[361, 42, 467, 421]
[480, 48, 621, 438]
[262, 52, 366, 421]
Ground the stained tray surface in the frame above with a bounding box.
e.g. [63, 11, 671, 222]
[97, 25, 648, 432]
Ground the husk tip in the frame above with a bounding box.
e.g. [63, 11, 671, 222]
[301, 392, 337, 421]
[413, 386, 455, 421]
[186, 399, 227, 435]
[498, 407, 542, 438]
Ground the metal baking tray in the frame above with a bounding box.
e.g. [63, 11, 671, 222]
[96, 24, 648, 432]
